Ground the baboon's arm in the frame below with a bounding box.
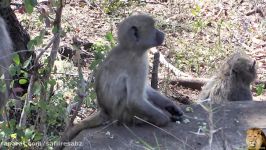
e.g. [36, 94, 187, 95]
[146, 86, 183, 119]
[147, 86, 175, 106]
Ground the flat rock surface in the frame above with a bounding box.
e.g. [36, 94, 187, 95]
[65, 101, 266, 150]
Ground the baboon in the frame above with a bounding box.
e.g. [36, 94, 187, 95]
[60, 14, 183, 142]
[0, 17, 12, 110]
[199, 53, 257, 103]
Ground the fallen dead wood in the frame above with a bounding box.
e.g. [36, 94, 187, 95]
[150, 48, 192, 78]
[170, 77, 266, 90]
[149, 48, 266, 91]
[170, 77, 208, 90]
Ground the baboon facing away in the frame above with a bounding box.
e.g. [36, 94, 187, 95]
[60, 14, 183, 143]
[0, 17, 12, 110]
[199, 52, 257, 103]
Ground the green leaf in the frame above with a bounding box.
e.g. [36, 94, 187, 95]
[21, 71, 29, 79]
[9, 64, 20, 76]
[256, 84, 265, 96]
[33, 81, 41, 95]
[49, 79, 56, 86]
[105, 32, 113, 42]
[19, 79, 28, 85]
[35, 36, 43, 46]
[12, 54, 20, 65]
[52, 26, 59, 34]
[0, 80, 7, 93]
[25, 128, 34, 138]
[27, 39, 36, 50]
[33, 132, 42, 141]
[24, 0, 34, 13]
[23, 56, 32, 69]
[10, 133, 17, 139]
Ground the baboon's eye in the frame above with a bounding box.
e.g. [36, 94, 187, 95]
[232, 69, 237, 74]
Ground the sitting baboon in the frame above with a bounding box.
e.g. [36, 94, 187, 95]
[199, 52, 257, 103]
[0, 17, 13, 110]
[60, 14, 183, 142]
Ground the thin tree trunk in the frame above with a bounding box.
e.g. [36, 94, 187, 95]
[0, 5, 32, 62]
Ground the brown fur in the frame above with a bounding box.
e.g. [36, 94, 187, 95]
[0, 17, 12, 110]
[58, 14, 183, 145]
[246, 128, 266, 150]
[199, 53, 257, 103]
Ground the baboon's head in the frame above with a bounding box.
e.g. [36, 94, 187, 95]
[231, 57, 257, 84]
[117, 14, 165, 50]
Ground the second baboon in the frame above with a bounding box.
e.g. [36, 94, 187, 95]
[0, 17, 13, 110]
[199, 53, 257, 103]
[60, 14, 183, 143]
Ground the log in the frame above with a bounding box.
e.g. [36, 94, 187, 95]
[170, 77, 266, 90]
[170, 77, 208, 90]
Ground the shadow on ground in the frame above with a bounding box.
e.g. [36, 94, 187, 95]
[65, 101, 266, 150]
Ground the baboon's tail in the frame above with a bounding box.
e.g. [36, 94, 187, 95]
[55, 110, 108, 150]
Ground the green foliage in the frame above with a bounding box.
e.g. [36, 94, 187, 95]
[102, 0, 128, 14]
[9, 55, 30, 85]
[19, 79, 28, 85]
[105, 32, 116, 48]
[0, 75, 7, 93]
[100, 0, 141, 14]
[90, 32, 114, 70]
[12, 54, 21, 65]
[23, 0, 38, 14]
[256, 84, 265, 96]
[27, 30, 45, 50]
[0, 120, 43, 149]
[191, 4, 201, 17]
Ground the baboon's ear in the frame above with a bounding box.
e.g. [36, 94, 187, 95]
[129, 26, 139, 42]
[252, 60, 256, 69]
[248, 60, 256, 72]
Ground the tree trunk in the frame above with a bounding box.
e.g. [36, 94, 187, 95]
[0, 4, 34, 96]
[0, 5, 33, 63]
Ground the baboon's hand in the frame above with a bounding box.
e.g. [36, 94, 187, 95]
[165, 104, 183, 122]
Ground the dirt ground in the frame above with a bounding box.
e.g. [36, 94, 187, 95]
[65, 101, 266, 150]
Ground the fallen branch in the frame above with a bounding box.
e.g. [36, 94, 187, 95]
[150, 48, 192, 78]
[170, 77, 266, 90]
[246, 8, 265, 18]
[170, 77, 208, 90]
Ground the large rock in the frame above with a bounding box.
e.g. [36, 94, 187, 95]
[64, 101, 266, 150]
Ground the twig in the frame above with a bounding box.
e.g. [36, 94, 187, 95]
[246, 8, 265, 18]
[68, 47, 87, 128]
[38, 0, 63, 145]
[18, 74, 35, 127]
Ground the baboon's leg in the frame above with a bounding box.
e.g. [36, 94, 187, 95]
[146, 86, 183, 119]
[60, 110, 108, 142]
[230, 88, 252, 101]
[132, 99, 170, 126]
